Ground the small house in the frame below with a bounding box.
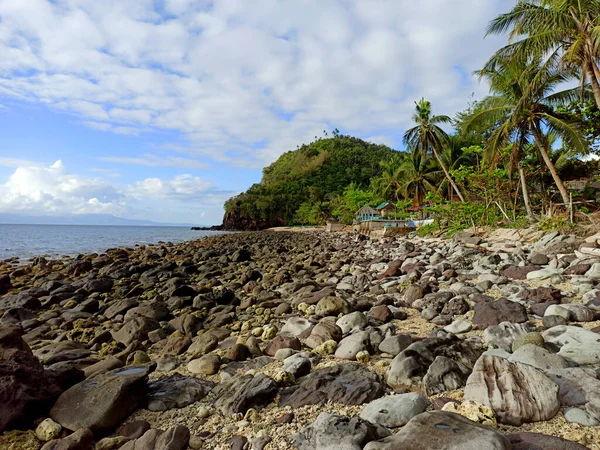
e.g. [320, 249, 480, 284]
[355, 205, 378, 223]
[375, 202, 396, 218]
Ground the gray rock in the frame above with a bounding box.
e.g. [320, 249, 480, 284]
[444, 320, 472, 335]
[280, 317, 315, 337]
[187, 354, 220, 376]
[112, 316, 160, 346]
[508, 344, 570, 372]
[291, 412, 385, 450]
[526, 268, 562, 281]
[464, 355, 560, 425]
[283, 354, 312, 379]
[422, 356, 471, 396]
[334, 331, 370, 360]
[546, 368, 600, 406]
[543, 325, 600, 366]
[360, 393, 430, 428]
[363, 411, 511, 450]
[544, 305, 571, 321]
[378, 334, 412, 356]
[542, 315, 567, 329]
[304, 321, 342, 349]
[336, 312, 368, 335]
[564, 407, 600, 426]
[483, 322, 536, 353]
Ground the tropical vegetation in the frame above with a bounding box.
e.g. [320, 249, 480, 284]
[224, 0, 600, 232]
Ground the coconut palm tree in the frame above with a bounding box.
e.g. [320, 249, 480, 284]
[398, 149, 442, 206]
[371, 153, 406, 202]
[403, 99, 466, 202]
[464, 56, 587, 205]
[485, 0, 600, 107]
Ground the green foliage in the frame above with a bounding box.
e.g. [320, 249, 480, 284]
[225, 134, 397, 226]
[537, 216, 576, 233]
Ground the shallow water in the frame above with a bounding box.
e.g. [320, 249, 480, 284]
[0, 224, 225, 260]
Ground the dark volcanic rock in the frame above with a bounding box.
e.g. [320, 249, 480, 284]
[279, 363, 384, 407]
[472, 299, 528, 329]
[50, 364, 154, 433]
[212, 373, 278, 415]
[0, 324, 62, 432]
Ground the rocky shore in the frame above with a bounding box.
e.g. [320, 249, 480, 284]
[2, 229, 600, 450]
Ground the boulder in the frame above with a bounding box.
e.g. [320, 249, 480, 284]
[0, 324, 62, 432]
[422, 356, 471, 396]
[464, 355, 560, 425]
[542, 325, 600, 366]
[280, 363, 383, 407]
[50, 364, 153, 433]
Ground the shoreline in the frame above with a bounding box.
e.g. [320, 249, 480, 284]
[1, 230, 600, 449]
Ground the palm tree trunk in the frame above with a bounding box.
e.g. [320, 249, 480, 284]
[431, 147, 465, 202]
[531, 125, 570, 205]
[518, 165, 535, 221]
[585, 60, 600, 109]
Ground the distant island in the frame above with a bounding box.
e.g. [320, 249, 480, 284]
[0, 213, 204, 227]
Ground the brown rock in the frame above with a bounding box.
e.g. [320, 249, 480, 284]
[264, 336, 301, 357]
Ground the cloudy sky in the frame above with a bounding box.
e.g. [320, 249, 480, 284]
[0, 0, 507, 225]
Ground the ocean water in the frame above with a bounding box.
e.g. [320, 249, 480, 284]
[0, 224, 225, 261]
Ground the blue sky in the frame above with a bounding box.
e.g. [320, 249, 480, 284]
[0, 0, 506, 225]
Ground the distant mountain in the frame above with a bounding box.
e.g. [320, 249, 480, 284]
[0, 213, 203, 227]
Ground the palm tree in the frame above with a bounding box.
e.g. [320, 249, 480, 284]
[398, 149, 442, 206]
[371, 154, 405, 202]
[403, 99, 466, 202]
[485, 0, 600, 107]
[463, 56, 587, 205]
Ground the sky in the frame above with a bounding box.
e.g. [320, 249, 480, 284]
[0, 0, 508, 225]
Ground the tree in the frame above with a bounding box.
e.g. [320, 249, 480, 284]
[371, 153, 406, 202]
[485, 0, 600, 107]
[398, 149, 442, 206]
[463, 56, 587, 205]
[403, 99, 466, 202]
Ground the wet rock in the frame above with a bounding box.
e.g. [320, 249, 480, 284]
[364, 411, 511, 450]
[145, 374, 214, 411]
[280, 363, 383, 407]
[50, 364, 153, 433]
[464, 355, 560, 425]
[360, 393, 430, 428]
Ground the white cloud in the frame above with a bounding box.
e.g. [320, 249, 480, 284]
[0, 0, 508, 169]
[0, 160, 229, 223]
[101, 154, 210, 170]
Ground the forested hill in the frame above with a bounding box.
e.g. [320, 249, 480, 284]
[222, 134, 397, 230]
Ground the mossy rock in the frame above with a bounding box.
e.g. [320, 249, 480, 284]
[126, 350, 151, 366]
[98, 341, 125, 357]
[512, 332, 544, 353]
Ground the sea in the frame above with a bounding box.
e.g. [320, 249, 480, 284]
[0, 224, 226, 261]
